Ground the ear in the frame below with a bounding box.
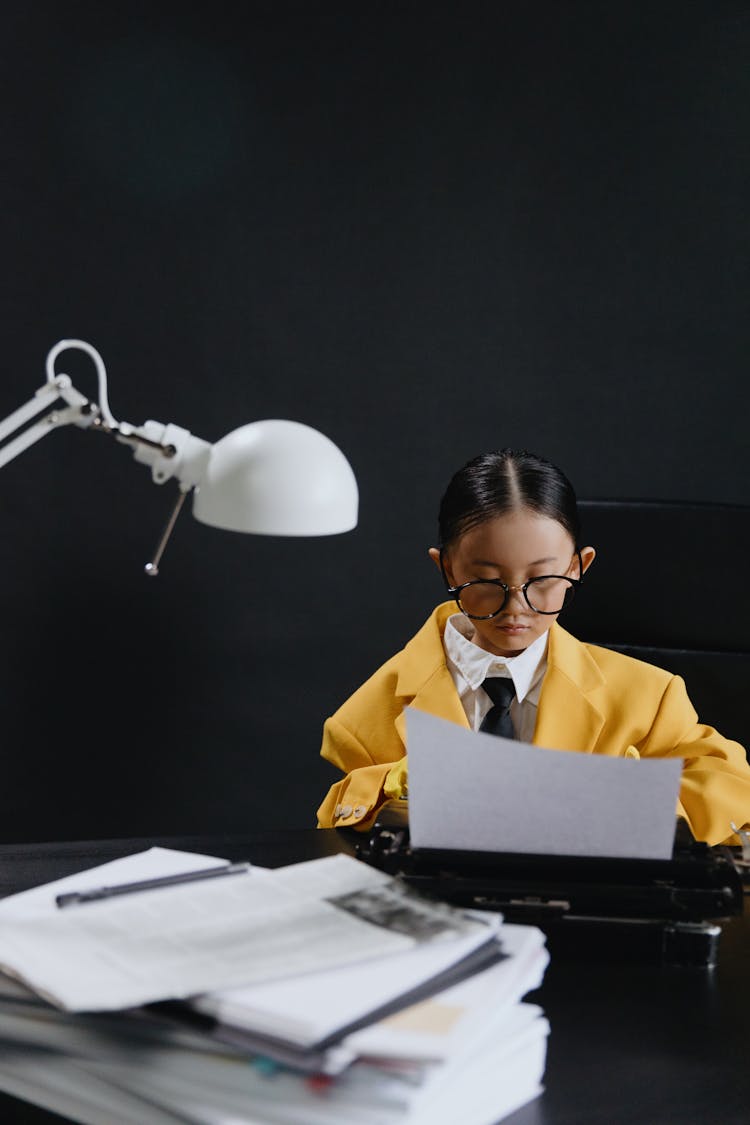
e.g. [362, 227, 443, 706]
[578, 545, 596, 577]
[429, 545, 457, 586]
[428, 546, 448, 579]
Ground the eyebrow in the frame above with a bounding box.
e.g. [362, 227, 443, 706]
[471, 556, 558, 568]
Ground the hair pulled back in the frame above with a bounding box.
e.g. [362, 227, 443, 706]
[438, 449, 580, 548]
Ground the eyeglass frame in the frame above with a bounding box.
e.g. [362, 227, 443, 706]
[439, 547, 584, 619]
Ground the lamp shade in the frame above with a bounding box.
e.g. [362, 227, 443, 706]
[191, 419, 359, 535]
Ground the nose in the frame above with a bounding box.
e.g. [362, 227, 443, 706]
[503, 585, 528, 612]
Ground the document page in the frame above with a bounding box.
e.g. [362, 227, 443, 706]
[0, 848, 487, 1013]
[342, 924, 549, 1061]
[406, 708, 682, 860]
[192, 908, 504, 1047]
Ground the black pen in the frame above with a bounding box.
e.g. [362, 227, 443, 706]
[55, 861, 252, 909]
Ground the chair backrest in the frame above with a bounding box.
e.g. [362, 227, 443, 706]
[561, 500, 749, 753]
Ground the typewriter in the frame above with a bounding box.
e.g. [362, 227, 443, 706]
[354, 801, 745, 966]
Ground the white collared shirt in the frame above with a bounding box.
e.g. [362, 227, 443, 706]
[442, 614, 549, 743]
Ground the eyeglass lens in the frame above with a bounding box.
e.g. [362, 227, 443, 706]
[457, 576, 576, 618]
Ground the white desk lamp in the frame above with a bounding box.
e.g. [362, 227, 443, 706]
[0, 339, 359, 574]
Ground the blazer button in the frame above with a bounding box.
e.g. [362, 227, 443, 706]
[353, 805, 366, 819]
[334, 804, 342, 817]
[340, 804, 353, 817]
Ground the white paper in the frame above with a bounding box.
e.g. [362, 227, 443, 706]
[342, 923, 548, 1061]
[192, 909, 504, 1047]
[406, 708, 682, 860]
[0, 997, 548, 1125]
[0, 847, 487, 1013]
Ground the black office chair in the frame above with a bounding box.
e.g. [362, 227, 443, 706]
[562, 500, 749, 756]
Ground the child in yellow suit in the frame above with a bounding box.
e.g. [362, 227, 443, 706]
[317, 449, 750, 845]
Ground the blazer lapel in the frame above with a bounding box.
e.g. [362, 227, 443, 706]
[395, 664, 470, 746]
[393, 603, 470, 748]
[533, 625, 606, 753]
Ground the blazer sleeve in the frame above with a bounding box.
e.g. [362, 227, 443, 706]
[638, 673, 750, 845]
[316, 716, 396, 830]
[316, 661, 408, 830]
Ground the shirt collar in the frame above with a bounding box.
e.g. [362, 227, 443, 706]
[443, 613, 549, 703]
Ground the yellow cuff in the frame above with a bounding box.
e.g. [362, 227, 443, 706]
[384, 757, 408, 800]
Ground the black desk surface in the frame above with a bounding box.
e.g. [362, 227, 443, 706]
[0, 830, 748, 1125]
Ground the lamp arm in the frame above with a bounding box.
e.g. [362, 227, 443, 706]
[42, 338, 212, 489]
[45, 338, 118, 428]
[0, 379, 66, 444]
[0, 376, 98, 471]
[0, 341, 197, 479]
[0, 338, 208, 577]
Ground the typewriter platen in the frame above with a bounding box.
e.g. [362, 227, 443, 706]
[354, 801, 745, 966]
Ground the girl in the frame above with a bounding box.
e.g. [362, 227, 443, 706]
[316, 450, 750, 845]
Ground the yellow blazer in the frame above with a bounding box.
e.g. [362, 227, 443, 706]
[317, 602, 750, 845]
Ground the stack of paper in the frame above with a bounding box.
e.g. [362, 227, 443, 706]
[0, 847, 550, 1124]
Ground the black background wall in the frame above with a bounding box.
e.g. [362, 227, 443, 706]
[0, 2, 747, 842]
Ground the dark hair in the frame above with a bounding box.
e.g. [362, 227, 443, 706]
[438, 449, 580, 547]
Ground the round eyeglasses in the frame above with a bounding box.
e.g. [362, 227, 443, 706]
[441, 549, 583, 619]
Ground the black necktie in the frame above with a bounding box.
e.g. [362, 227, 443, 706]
[479, 677, 516, 739]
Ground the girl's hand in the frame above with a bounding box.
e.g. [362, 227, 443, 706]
[384, 757, 409, 799]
